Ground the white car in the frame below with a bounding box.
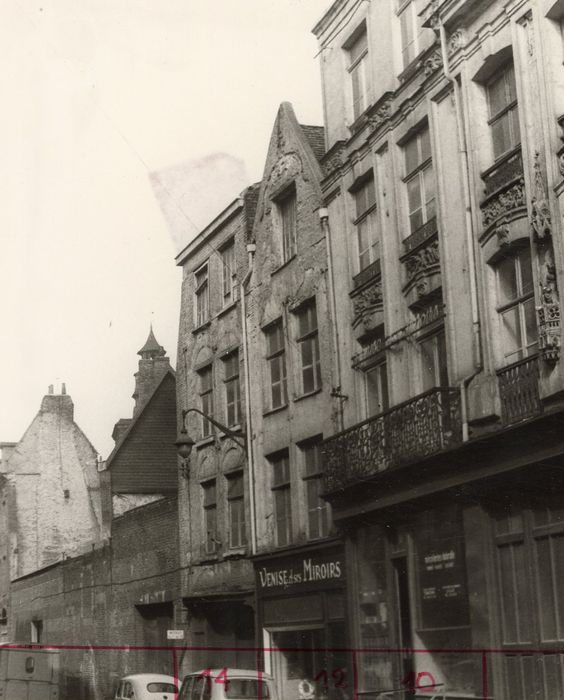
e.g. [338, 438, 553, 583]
[113, 673, 178, 700]
[179, 668, 277, 700]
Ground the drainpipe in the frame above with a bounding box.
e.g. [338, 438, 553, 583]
[241, 243, 257, 554]
[319, 207, 345, 432]
[439, 22, 483, 441]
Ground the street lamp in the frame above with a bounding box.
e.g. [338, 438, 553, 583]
[175, 407, 246, 478]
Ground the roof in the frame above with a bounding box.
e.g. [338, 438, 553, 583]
[300, 124, 325, 163]
[122, 674, 177, 683]
[183, 670, 273, 680]
[137, 326, 165, 357]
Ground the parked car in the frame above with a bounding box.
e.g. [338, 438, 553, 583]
[0, 645, 60, 700]
[113, 673, 178, 700]
[179, 669, 277, 700]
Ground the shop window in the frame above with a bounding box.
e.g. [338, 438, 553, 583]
[347, 24, 370, 120]
[487, 62, 520, 161]
[221, 240, 237, 307]
[419, 328, 448, 390]
[227, 472, 246, 549]
[265, 320, 288, 410]
[270, 451, 292, 547]
[295, 300, 322, 395]
[397, 0, 424, 69]
[300, 438, 330, 540]
[31, 619, 43, 644]
[495, 246, 537, 364]
[202, 480, 218, 555]
[222, 350, 241, 427]
[365, 361, 389, 417]
[194, 263, 209, 327]
[198, 364, 214, 438]
[277, 187, 297, 263]
[353, 175, 379, 272]
[403, 125, 435, 234]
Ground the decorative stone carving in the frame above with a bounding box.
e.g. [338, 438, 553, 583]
[531, 152, 552, 241]
[421, 0, 440, 34]
[448, 29, 464, 56]
[481, 181, 526, 228]
[496, 224, 510, 247]
[422, 49, 443, 76]
[321, 141, 346, 179]
[352, 282, 383, 321]
[405, 240, 440, 284]
[518, 11, 534, 57]
[368, 99, 392, 133]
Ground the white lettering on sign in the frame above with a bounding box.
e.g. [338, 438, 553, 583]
[167, 630, 185, 640]
[258, 558, 342, 589]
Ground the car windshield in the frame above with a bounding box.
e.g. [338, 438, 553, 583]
[147, 682, 178, 693]
[225, 679, 270, 699]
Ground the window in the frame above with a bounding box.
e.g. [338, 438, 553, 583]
[296, 301, 322, 395]
[365, 362, 389, 416]
[278, 188, 297, 262]
[496, 247, 537, 363]
[227, 472, 246, 548]
[347, 26, 370, 120]
[198, 365, 214, 437]
[487, 63, 520, 161]
[223, 351, 241, 427]
[195, 264, 209, 327]
[404, 126, 435, 234]
[354, 176, 379, 272]
[221, 241, 237, 306]
[420, 329, 448, 390]
[202, 480, 217, 554]
[270, 452, 292, 547]
[31, 619, 43, 644]
[265, 320, 288, 409]
[301, 439, 330, 540]
[398, 0, 423, 68]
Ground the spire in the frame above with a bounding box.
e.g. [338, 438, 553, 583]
[137, 325, 166, 360]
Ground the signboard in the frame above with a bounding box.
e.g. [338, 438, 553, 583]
[417, 511, 470, 630]
[166, 630, 185, 640]
[255, 548, 345, 596]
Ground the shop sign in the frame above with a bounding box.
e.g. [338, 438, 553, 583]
[256, 550, 344, 594]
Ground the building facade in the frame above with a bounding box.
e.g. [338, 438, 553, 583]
[175, 184, 260, 671]
[313, 0, 564, 698]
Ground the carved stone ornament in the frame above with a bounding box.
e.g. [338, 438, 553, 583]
[531, 151, 552, 241]
[421, 0, 440, 34]
[352, 281, 383, 331]
[422, 49, 443, 76]
[496, 224, 510, 247]
[368, 99, 392, 133]
[405, 240, 440, 284]
[481, 181, 525, 228]
[448, 29, 464, 56]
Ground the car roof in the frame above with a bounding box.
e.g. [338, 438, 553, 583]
[185, 669, 273, 680]
[122, 674, 177, 682]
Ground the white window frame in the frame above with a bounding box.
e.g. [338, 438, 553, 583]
[419, 327, 448, 391]
[353, 175, 379, 272]
[364, 361, 389, 417]
[226, 471, 246, 549]
[202, 479, 218, 555]
[397, 0, 421, 69]
[403, 126, 435, 235]
[265, 320, 288, 410]
[487, 62, 520, 162]
[300, 439, 330, 541]
[221, 240, 237, 307]
[194, 263, 209, 327]
[198, 364, 214, 438]
[295, 300, 322, 396]
[347, 25, 370, 120]
[270, 451, 292, 547]
[223, 350, 241, 427]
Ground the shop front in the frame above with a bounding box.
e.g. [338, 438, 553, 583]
[254, 541, 349, 700]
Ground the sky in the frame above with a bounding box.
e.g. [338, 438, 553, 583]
[0, 0, 330, 456]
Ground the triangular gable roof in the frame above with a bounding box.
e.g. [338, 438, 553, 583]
[105, 367, 176, 469]
[300, 124, 325, 163]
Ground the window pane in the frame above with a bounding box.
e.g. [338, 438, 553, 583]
[518, 247, 533, 296]
[303, 443, 321, 477]
[497, 256, 518, 305]
[491, 114, 511, 159]
[349, 29, 367, 64]
[407, 176, 422, 214]
[423, 166, 436, 219]
[404, 137, 419, 175]
[501, 306, 522, 360]
[399, 5, 414, 68]
[523, 298, 538, 354]
[351, 61, 367, 118]
[488, 73, 507, 117]
[506, 63, 517, 102]
[510, 106, 521, 149]
[366, 364, 388, 416]
[420, 336, 438, 391]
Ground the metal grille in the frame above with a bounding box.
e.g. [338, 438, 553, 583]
[497, 355, 541, 426]
[322, 388, 462, 492]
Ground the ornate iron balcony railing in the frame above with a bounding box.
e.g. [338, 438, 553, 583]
[497, 355, 541, 426]
[322, 387, 462, 493]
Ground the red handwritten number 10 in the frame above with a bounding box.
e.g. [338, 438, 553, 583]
[314, 668, 348, 689]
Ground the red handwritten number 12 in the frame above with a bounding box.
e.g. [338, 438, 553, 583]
[314, 669, 348, 689]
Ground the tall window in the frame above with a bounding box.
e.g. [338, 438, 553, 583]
[223, 351, 241, 426]
[227, 472, 246, 549]
[487, 63, 520, 161]
[202, 480, 217, 555]
[271, 452, 292, 547]
[31, 620, 43, 644]
[195, 264, 209, 327]
[265, 320, 288, 409]
[198, 365, 214, 437]
[348, 26, 369, 120]
[354, 176, 379, 272]
[301, 439, 330, 540]
[404, 126, 435, 234]
[496, 247, 537, 363]
[221, 240, 237, 307]
[278, 188, 297, 262]
[398, 0, 423, 68]
[420, 329, 448, 390]
[365, 362, 389, 416]
[296, 300, 322, 395]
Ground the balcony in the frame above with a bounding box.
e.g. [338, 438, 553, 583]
[480, 148, 526, 233]
[350, 260, 383, 343]
[322, 388, 462, 493]
[497, 355, 541, 426]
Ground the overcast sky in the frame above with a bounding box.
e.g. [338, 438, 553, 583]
[0, 0, 329, 456]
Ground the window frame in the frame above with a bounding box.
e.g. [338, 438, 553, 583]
[418, 326, 448, 391]
[277, 187, 297, 263]
[346, 24, 370, 120]
[194, 263, 210, 327]
[295, 300, 322, 396]
[202, 479, 218, 555]
[197, 364, 214, 438]
[270, 451, 292, 547]
[486, 62, 520, 162]
[397, 0, 422, 69]
[265, 319, 288, 410]
[364, 360, 389, 417]
[222, 350, 241, 427]
[226, 471, 246, 549]
[221, 239, 237, 307]
[300, 438, 330, 541]
[352, 174, 379, 273]
[403, 125, 435, 235]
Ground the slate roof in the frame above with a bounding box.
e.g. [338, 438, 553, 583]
[137, 326, 165, 357]
[300, 124, 326, 163]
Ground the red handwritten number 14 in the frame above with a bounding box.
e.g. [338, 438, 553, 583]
[198, 668, 230, 691]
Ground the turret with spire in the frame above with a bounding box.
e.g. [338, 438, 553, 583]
[132, 326, 171, 418]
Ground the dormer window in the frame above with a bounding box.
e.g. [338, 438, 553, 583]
[277, 187, 297, 263]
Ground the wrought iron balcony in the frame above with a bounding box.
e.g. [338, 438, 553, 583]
[497, 355, 541, 426]
[322, 388, 462, 493]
